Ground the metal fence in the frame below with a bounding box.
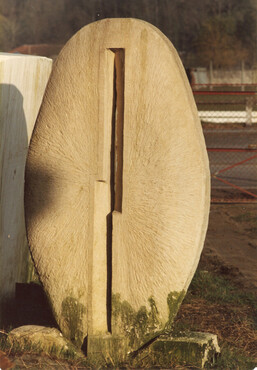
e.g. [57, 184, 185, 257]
[194, 86, 257, 125]
[193, 84, 257, 203]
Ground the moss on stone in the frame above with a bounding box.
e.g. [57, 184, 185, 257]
[166, 290, 186, 328]
[87, 334, 129, 366]
[61, 296, 86, 347]
[149, 332, 220, 368]
[112, 291, 185, 349]
[112, 293, 162, 348]
[148, 296, 160, 329]
[58, 290, 186, 352]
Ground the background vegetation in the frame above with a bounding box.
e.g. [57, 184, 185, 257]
[0, 0, 256, 68]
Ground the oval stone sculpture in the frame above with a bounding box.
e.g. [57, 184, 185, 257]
[25, 19, 210, 350]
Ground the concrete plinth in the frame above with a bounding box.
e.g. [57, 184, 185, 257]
[87, 334, 129, 366]
[147, 332, 220, 368]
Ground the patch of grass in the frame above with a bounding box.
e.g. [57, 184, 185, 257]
[185, 269, 257, 310]
[207, 344, 256, 370]
[173, 266, 257, 368]
[0, 328, 90, 368]
[0, 330, 9, 352]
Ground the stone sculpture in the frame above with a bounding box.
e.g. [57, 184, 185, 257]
[0, 54, 52, 325]
[25, 19, 210, 353]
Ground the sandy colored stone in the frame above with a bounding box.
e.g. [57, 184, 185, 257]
[8, 325, 72, 355]
[0, 54, 52, 324]
[25, 19, 210, 348]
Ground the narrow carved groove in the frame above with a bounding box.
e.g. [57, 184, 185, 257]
[106, 212, 112, 333]
[107, 48, 125, 333]
[113, 48, 125, 213]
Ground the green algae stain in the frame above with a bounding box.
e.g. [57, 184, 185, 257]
[59, 290, 185, 351]
[112, 293, 162, 348]
[166, 290, 186, 328]
[61, 296, 86, 347]
[112, 291, 186, 349]
[148, 296, 160, 329]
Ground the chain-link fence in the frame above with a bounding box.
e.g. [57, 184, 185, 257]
[194, 87, 257, 125]
[193, 85, 257, 203]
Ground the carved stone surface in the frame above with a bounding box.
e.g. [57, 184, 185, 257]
[147, 332, 220, 368]
[25, 19, 210, 350]
[8, 325, 72, 355]
[0, 54, 52, 325]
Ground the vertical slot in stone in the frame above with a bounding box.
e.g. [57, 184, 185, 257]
[111, 48, 125, 213]
[107, 48, 125, 333]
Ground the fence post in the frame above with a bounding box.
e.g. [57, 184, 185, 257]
[241, 60, 245, 91]
[209, 60, 213, 91]
[253, 64, 257, 84]
[246, 96, 254, 125]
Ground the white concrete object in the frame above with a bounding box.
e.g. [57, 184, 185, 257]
[25, 19, 210, 349]
[0, 53, 52, 323]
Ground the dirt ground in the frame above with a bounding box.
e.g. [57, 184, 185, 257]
[202, 203, 257, 291]
[173, 202, 257, 366]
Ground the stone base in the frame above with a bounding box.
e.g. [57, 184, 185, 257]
[8, 325, 81, 358]
[8, 327, 220, 368]
[146, 331, 220, 368]
[87, 334, 129, 366]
